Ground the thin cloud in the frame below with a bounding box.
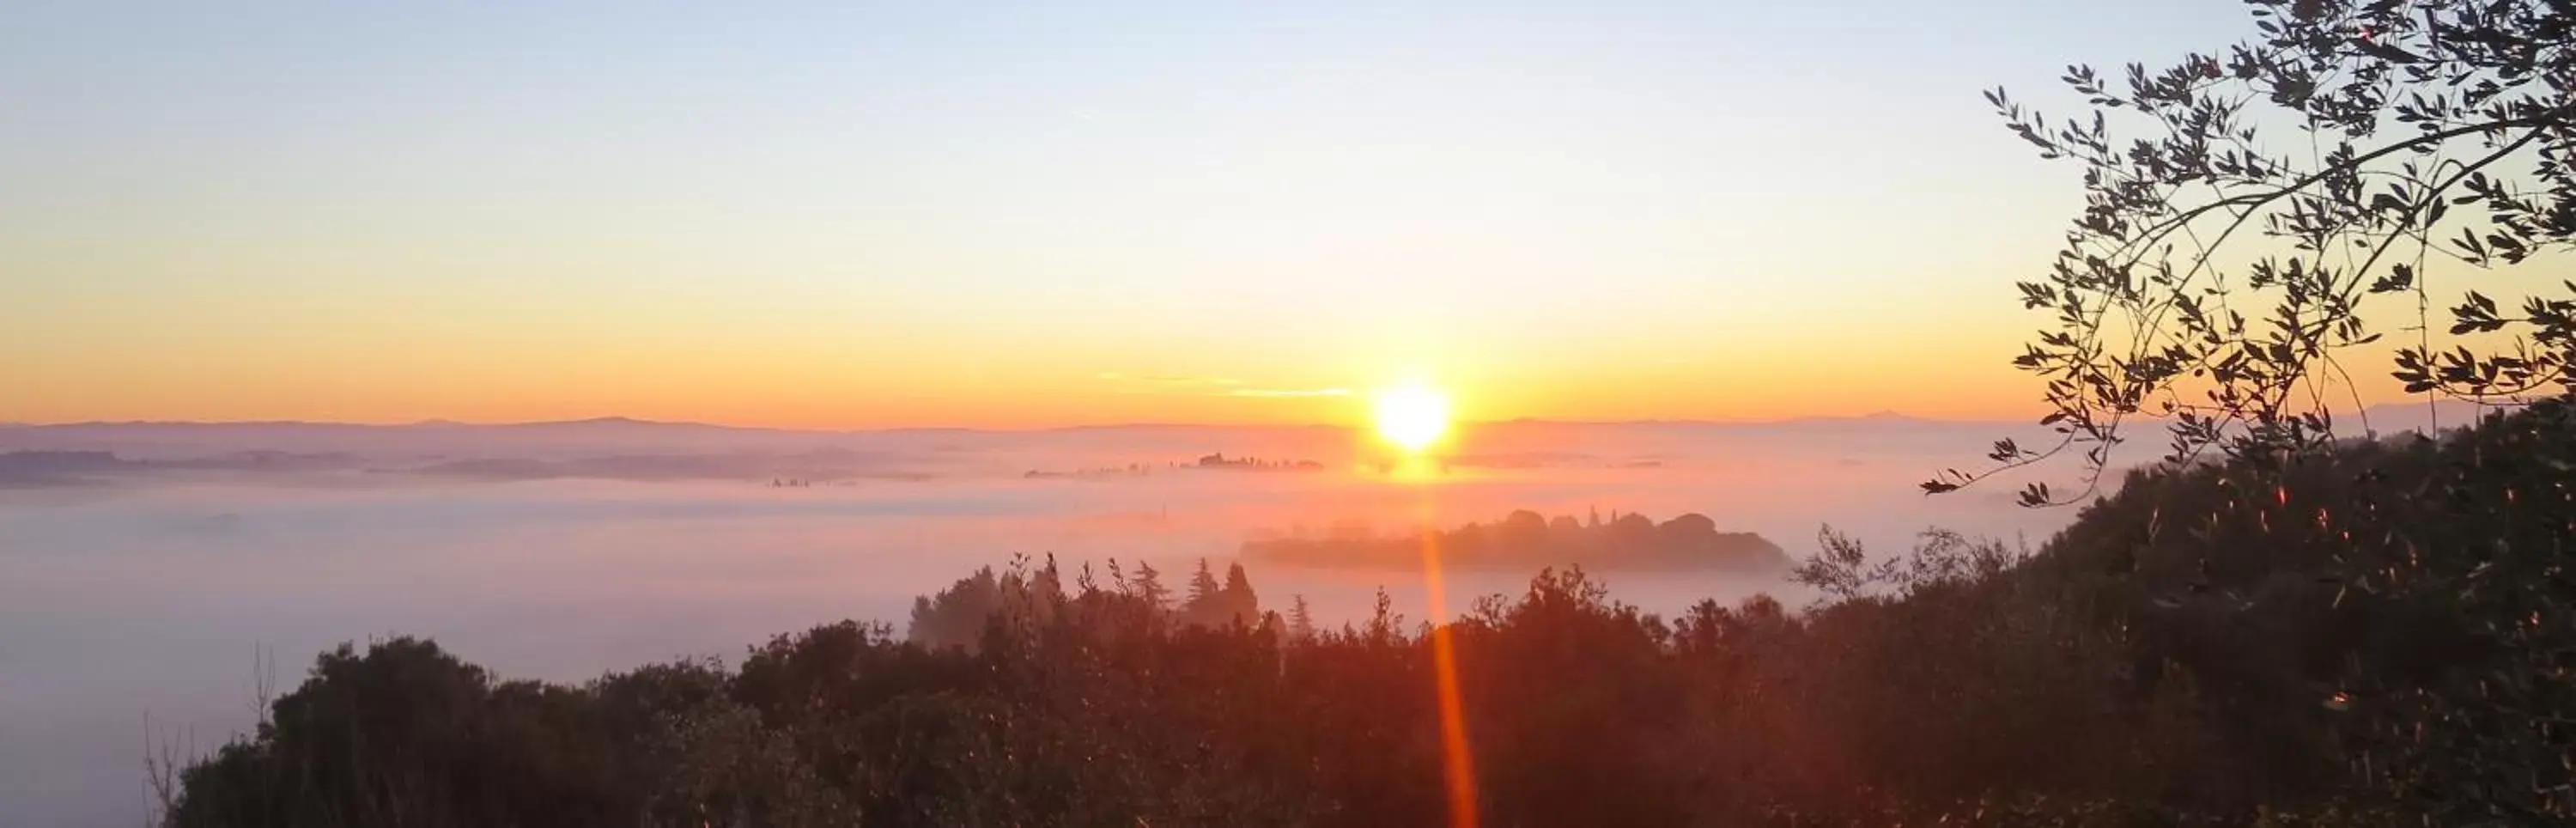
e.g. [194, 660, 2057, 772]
[1096, 374, 1324, 397]
[1138, 374, 1249, 388]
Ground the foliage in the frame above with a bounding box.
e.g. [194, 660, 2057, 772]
[1914, 1, 2576, 819]
[1928, 0, 2576, 504]
[1791, 527, 2032, 605]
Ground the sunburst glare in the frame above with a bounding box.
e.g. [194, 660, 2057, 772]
[1373, 384, 1453, 454]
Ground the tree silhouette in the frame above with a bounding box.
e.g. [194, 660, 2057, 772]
[1287, 594, 1315, 642]
[1928, 0, 2576, 505]
[1220, 562, 1258, 627]
[1185, 558, 1220, 615]
[1914, 3, 2576, 817]
[1128, 559, 1171, 612]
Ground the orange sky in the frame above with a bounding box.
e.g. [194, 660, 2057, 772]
[14, 0, 2446, 430]
[0, 321, 2056, 429]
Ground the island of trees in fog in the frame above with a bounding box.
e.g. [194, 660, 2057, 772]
[908, 556, 1274, 651]
[1243, 508, 1790, 572]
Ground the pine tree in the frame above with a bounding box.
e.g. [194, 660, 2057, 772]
[1221, 562, 1259, 625]
[1035, 554, 1063, 605]
[1186, 557, 1221, 618]
[1130, 559, 1171, 612]
[1288, 594, 1315, 642]
[1363, 587, 1400, 643]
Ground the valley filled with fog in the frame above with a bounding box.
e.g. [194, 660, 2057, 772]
[0, 407, 2473, 825]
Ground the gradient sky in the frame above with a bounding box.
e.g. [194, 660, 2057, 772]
[2, 1, 2270, 429]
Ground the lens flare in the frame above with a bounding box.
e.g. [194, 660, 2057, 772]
[1414, 495, 1479, 828]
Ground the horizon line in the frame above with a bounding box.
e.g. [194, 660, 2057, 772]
[0, 410, 2070, 434]
[1, 400, 2494, 435]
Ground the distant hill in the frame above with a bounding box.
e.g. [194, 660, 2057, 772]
[0, 450, 129, 488]
[397, 450, 925, 483]
[0, 403, 2512, 487]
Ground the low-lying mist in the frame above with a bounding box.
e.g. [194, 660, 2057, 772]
[0, 417, 2080, 826]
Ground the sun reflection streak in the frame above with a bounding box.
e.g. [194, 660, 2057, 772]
[1416, 490, 1479, 828]
[1384, 454, 1447, 483]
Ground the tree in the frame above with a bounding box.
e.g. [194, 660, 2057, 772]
[1287, 594, 1315, 642]
[1128, 559, 1172, 612]
[1220, 562, 1258, 626]
[909, 566, 1004, 649]
[1927, 0, 2576, 505]
[1033, 554, 1064, 606]
[1925, 3, 2576, 818]
[1185, 557, 1221, 618]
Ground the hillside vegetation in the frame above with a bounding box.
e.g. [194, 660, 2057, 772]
[159, 399, 2574, 825]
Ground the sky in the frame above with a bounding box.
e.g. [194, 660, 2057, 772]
[0, 0, 2267, 429]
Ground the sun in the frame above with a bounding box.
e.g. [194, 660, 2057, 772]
[1373, 384, 1453, 453]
